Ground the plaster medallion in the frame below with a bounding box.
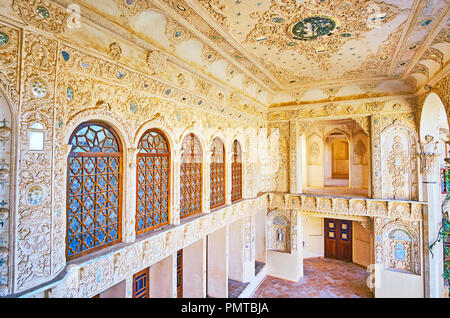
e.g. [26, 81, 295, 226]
[290, 16, 339, 41]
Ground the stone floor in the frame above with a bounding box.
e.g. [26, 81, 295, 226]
[303, 186, 368, 198]
[255, 261, 265, 276]
[228, 279, 249, 298]
[252, 258, 373, 298]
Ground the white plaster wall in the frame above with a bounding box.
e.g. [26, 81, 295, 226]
[302, 215, 324, 259]
[207, 226, 228, 298]
[375, 268, 424, 298]
[98, 280, 126, 298]
[183, 238, 206, 298]
[228, 220, 244, 282]
[255, 209, 266, 263]
[352, 221, 371, 267]
[150, 255, 174, 298]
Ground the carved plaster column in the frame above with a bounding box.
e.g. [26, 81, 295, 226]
[123, 148, 140, 243]
[171, 147, 182, 226]
[419, 136, 444, 298]
[289, 120, 298, 194]
[226, 151, 233, 205]
[204, 149, 213, 213]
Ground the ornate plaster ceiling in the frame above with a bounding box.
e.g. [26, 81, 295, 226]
[34, 0, 449, 105]
[188, 0, 449, 89]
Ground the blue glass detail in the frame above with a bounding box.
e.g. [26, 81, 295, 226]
[37, 6, 49, 18]
[394, 243, 406, 261]
[61, 51, 70, 61]
[0, 32, 9, 47]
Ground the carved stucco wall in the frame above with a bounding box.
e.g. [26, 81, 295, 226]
[0, 14, 268, 293]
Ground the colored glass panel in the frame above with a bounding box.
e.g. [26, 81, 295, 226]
[210, 138, 225, 209]
[136, 130, 170, 235]
[180, 134, 202, 218]
[67, 122, 122, 259]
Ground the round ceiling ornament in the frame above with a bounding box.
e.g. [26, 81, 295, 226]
[289, 16, 340, 41]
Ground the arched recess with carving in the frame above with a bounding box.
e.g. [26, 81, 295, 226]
[0, 88, 18, 296]
[66, 121, 123, 259]
[136, 129, 170, 235]
[266, 210, 291, 253]
[380, 124, 419, 200]
[382, 222, 420, 275]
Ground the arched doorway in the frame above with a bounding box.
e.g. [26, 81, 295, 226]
[419, 92, 449, 298]
[324, 132, 350, 187]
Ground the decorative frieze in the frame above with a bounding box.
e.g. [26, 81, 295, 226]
[269, 193, 424, 221]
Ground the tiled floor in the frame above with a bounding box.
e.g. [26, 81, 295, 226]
[252, 258, 373, 298]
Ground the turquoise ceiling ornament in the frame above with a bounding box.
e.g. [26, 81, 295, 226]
[0, 32, 9, 47]
[291, 16, 337, 41]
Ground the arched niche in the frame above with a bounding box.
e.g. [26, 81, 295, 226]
[420, 92, 449, 171]
[266, 211, 291, 253]
[382, 224, 420, 275]
[323, 130, 350, 186]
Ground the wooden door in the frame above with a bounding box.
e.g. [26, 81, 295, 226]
[133, 268, 149, 298]
[324, 218, 352, 262]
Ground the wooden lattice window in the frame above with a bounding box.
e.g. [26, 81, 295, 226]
[133, 268, 149, 298]
[177, 249, 183, 298]
[136, 129, 170, 235]
[67, 122, 122, 259]
[180, 133, 202, 219]
[210, 138, 225, 209]
[231, 140, 242, 202]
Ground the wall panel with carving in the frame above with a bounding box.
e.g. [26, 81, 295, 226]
[0, 21, 266, 294]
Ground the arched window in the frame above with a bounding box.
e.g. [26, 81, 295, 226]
[231, 140, 242, 202]
[180, 133, 202, 218]
[67, 122, 122, 259]
[210, 138, 225, 209]
[136, 129, 170, 235]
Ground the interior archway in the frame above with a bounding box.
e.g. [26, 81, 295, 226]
[324, 132, 350, 187]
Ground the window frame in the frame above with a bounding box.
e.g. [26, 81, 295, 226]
[180, 133, 203, 219]
[136, 128, 171, 236]
[66, 121, 123, 260]
[210, 137, 225, 210]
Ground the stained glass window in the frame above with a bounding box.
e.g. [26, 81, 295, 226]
[136, 129, 170, 235]
[67, 122, 122, 259]
[210, 138, 225, 209]
[231, 140, 242, 202]
[180, 133, 202, 219]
